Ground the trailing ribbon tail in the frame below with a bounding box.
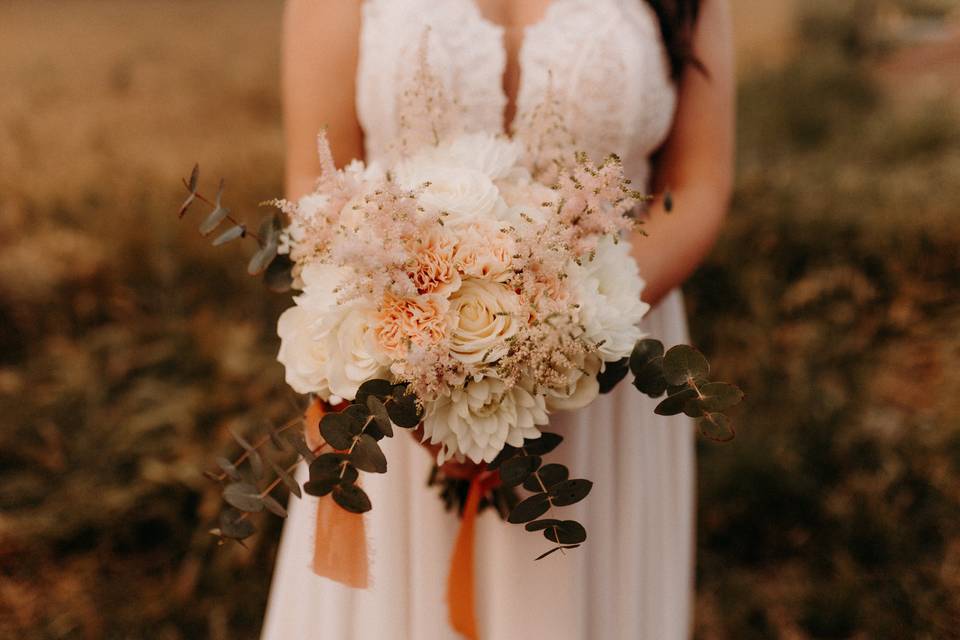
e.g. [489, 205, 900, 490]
[447, 474, 483, 640]
[305, 399, 370, 589]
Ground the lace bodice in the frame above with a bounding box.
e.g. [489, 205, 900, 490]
[356, 0, 677, 187]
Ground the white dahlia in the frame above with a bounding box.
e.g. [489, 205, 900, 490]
[568, 235, 650, 362]
[423, 377, 549, 464]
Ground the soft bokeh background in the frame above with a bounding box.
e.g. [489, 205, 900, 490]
[2, 0, 958, 638]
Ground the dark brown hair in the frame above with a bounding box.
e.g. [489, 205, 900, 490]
[644, 0, 703, 78]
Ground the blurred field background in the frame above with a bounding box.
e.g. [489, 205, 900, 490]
[1, 0, 958, 638]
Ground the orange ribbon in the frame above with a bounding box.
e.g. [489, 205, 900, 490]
[305, 397, 497, 638]
[304, 398, 369, 588]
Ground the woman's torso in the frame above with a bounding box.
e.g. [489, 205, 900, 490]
[356, 0, 678, 188]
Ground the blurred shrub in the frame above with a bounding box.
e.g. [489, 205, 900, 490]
[690, 2, 960, 637]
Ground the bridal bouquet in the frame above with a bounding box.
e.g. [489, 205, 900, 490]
[180, 46, 742, 601]
[186, 126, 740, 551]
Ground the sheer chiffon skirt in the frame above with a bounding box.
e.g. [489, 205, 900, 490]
[261, 289, 695, 640]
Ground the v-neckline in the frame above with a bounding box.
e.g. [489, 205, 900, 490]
[461, 0, 563, 136]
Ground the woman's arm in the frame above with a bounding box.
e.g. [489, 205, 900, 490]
[633, 0, 735, 306]
[282, 0, 364, 200]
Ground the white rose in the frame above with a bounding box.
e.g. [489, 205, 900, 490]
[277, 304, 330, 396]
[494, 169, 557, 227]
[320, 300, 392, 401]
[275, 263, 348, 397]
[544, 354, 602, 411]
[448, 279, 522, 365]
[568, 236, 650, 361]
[423, 376, 549, 463]
[396, 160, 502, 227]
[426, 133, 521, 180]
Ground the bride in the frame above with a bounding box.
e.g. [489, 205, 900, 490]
[262, 0, 733, 638]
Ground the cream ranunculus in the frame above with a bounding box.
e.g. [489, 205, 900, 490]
[544, 354, 602, 411]
[423, 376, 549, 463]
[448, 279, 522, 365]
[568, 236, 650, 362]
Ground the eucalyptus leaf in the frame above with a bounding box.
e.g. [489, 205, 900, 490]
[320, 412, 362, 450]
[632, 356, 668, 397]
[499, 455, 542, 488]
[212, 224, 246, 246]
[187, 163, 199, 192]
[549, 479, 593, 507]
[261, 494, 288, 518]
[268, 428, 286, 451]
[333, 484, 372, 514]
[543, 520, 587, 545]
[654, 387, 699, 416]
[366, 397, 393, 437]
[177, 191, 196, 218]
[218, 508, 255, 540]
[597, 357, 629, 394]
[356, 379, 394, 405]
[697, 413, 735, 442]
[248, 243, 278, 275]
[487, 445, 518, 471]
[215, 456, 241, 481]
[523, 463, 568, 492]
[507, 493, 551, 524]
[229, 428, 255, 452]
[285, 432, 316, 464]
[199, 205, 229, 236]
[694, 382, 744, 414]
[386, 388, 422, 428]
[264, 254, 294, 293]
[222, 482, 263, 512]
[524, 518, 563, 532]
[629, 338, 664, 375]
[309, 452, 350, 482]
[246, 449, 264, 482]
[303, 461, 357, 497]
[268, 459, 301, 499]
[350, 434, 387, 473]
[662, 345, 710, 386]
[522, 432, 563, 456]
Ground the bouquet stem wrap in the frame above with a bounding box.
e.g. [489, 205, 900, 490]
[305, 398, 494, 638]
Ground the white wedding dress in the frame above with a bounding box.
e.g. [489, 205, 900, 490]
[262, 0, 694, 638]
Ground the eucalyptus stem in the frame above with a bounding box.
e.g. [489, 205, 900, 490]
[259, 461, 301, 499]
[180, 177, 264, 243]
[523, 446, 564, 551]
[212, 417, 302, 482]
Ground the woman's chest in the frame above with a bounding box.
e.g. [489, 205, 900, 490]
[356, 0, 677, 179]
